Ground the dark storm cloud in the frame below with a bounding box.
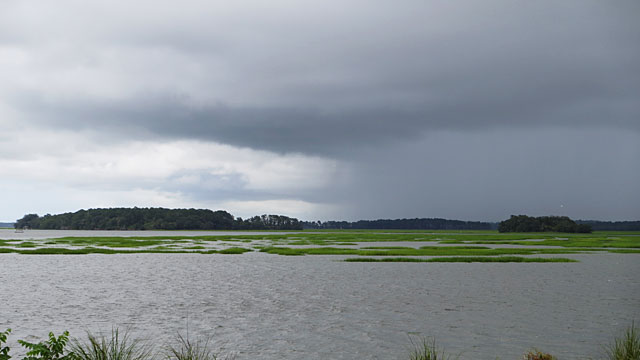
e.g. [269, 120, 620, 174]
[17, 94, 429, 155]
[7, 1, 639, 156]
[17, 73, 639, 157]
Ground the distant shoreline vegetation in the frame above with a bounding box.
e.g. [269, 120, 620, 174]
[301, 218, 640, 231]
[14, 208, 303, 231]
[302, 218, 495, 230]
[498, 215, 592, 233]
[10, 208, 640, 232]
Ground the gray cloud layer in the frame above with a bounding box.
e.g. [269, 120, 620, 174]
[6, 0, 639, 156]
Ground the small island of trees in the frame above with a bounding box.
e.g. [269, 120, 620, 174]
[14, 207, 303, 231]
[498, 215, 592, 233]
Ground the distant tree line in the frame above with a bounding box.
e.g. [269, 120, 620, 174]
[302, 218, 494, 230]
[498, 215, 592, 233]
[14, 208, 303, 231]
[13, 209, 638, 232]
[576, 220, 640, 231]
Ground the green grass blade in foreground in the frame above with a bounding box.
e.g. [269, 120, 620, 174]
[165, 333, 226, 360]
[408, 337, 459, 360]
[71, 328, 153, 360]
[605, 322, 640, 360]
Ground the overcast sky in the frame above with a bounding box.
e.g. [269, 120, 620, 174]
[1, 0, 639, 222]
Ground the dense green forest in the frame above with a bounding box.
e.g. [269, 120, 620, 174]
[14, 208, 303, 231]
[498, 215, 592, 233]
[302, 218, 494, 230]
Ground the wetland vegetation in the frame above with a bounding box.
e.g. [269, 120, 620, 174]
[1, 229, 639, 262]
[2, 324, 638, 360]
[303, 217, 493, 230]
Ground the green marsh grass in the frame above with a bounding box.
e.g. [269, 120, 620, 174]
[16, 241, 38, 248]
[49, 237, 169, 248]
[165, 334, 225, 360]
[71, 329, 153, 360]
[605, 323, 640, 360]
[408, 337, 458, 360]
[1, 230, 638, 258]
[183, 246, 207, 250]
[212, 247, 252, 254]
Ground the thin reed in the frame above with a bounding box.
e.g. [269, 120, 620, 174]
[165, 333, 228, 360]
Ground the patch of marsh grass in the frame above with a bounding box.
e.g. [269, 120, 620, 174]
[605, 322, 640, 360]
[408, 337, 458, 360]
[16, 241, 38, 248]
[361, 246, 420, 250]
[72, 329, 152, 360]
[165, 333, 230, 360]
[214, 247, 252, 254]
[287, 240, 311, 245]
[43, 237, 168, 248]
[523, 349, 556, 360]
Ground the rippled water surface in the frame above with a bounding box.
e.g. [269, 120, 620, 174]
[1, 251, 638, 359]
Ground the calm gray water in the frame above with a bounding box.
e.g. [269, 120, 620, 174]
[1, 251, 638, 359]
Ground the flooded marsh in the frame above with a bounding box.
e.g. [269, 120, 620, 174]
[1, 229, 638, 359]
